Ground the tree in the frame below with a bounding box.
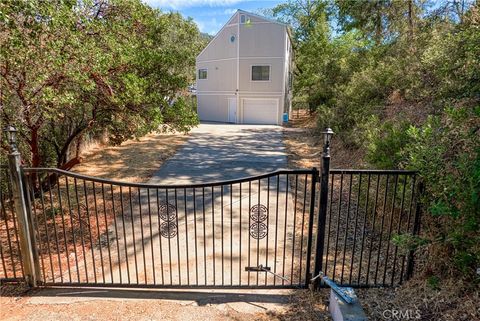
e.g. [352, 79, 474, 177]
[0, 0, 202, 168]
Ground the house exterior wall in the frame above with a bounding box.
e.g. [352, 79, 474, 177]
[196, 11, 290, 125]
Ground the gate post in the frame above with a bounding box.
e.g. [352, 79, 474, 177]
[4, 126, 39, 287]
[312, 128, 334, 290]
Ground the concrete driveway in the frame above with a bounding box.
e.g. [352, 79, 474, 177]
[148, 123, 287, 185]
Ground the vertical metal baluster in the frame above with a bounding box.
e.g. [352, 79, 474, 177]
[238, 183, 242, 286]
[40, 177, 55, 282]
[5, 172, 23, 278]
[2, 183, 18, 279]
[211, 186, 215, 286]
[340, 174, 353, 284]
[166, 188, 173, 285]
[366, 175, 380, 285]
[357, 174, 371, 285]
[247, 181, 251, 286]
[221, 185, 224, 286]
[101, 184, 113, 283]
[349, 174, 362, 284]
[156, 188, 168, 285]
[290, 175, 298, 283]
[192, 188, 198, 286]
[305, 169, 318, 288]
[119, 187, 130, 284]
[57, 177, 72, 283]
[332, 174, 344, 282]
[383, 175, 398, 286]
[175, 188, 181, 285]
[110, 184, 121, 284]
[230, 184, 233, 286]
[66, 177, 80, 283]
[130, 187, 139, 284]
[91, 182, 105, 284]
[82, 180, 96, 283]
[47, 177, 63, 283]
[401, 176, 416, 284]
[375, 175, 389, 284]
[138, 187, 146, 284]
[0, 192, 9, 277]
[73, 178, 88, 283]
[184, 188, 190, 286]
[298, 174, 308, 285]
[29, 175, 45, 282]
[391, 175, 408, 286]
[0, 233, 6, 278]
[202, 187, 206, 285]
[282, 174, 289, 285]
[147, 188, 156, 285]
[273, 175, 279, 286]
[324, 174, 335, 277]
[256, 179, 261, 286]
[265, 177, 271, 285]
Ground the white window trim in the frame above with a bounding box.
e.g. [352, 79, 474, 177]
[250, 64, 271, 82]
[198, 68, 208, 80]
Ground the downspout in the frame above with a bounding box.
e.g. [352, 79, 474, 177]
[236, 13, 240, 123]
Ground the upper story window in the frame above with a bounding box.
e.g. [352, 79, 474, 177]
[240, 14, 250, 24]
[251, 65, 270, 81]
[198, 69, 207, 80]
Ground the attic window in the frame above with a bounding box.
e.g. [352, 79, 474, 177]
[240, 15, 246, 23]
[198, 69, 207, 80]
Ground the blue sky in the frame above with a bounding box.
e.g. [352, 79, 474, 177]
[144, 0, 284, 35]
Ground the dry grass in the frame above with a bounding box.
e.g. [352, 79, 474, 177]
[72, 131, 189, 182]
[284, 111, 366, 170]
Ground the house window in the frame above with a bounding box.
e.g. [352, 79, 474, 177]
[240, 14, 246, 23]
[198, 69, 207, 80]
[251, 65, 270, 81]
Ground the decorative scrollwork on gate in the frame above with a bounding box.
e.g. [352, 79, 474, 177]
[250, 204, 268, 222]
[160, 221, 178, 238]
[250, 222, 268, 239]
[158, 201, 177, 222]
[249, 204, 268, 239]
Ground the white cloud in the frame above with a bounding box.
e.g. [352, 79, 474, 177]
[144, 0, 242, 9]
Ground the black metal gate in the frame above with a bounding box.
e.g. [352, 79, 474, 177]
[20, 168, 318, 288]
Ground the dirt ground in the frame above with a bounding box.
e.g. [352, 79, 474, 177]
[72, 131, 189, 182]
[0, 284, 331, 321]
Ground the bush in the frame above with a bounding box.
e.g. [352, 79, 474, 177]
[402, 105, 480, 279]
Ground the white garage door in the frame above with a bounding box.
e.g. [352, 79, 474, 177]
[242, 98, 279, 125]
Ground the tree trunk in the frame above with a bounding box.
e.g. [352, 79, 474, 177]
[30, 128, 41, 167]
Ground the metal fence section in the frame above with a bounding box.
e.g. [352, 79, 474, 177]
[22, 167, 318, 288]
[0, 165, 24, 281]
[318, 169, 421, 288]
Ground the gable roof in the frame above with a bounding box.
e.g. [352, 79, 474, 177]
[196, 10, 288, 61]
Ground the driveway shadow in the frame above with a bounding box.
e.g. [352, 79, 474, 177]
[12, 286, 292, 307]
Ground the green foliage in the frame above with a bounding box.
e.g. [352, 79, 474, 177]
[402, 105, 480, 276]
[276, 0, 479, 279]
[366, 120, 411, 169]
[0, 0, 204, 167]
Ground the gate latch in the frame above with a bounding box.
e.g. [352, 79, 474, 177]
[245, 265, 271, 272]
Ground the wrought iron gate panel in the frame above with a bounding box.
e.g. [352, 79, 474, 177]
[23, 168, 317, 288]
[318, 169, 421, 288]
